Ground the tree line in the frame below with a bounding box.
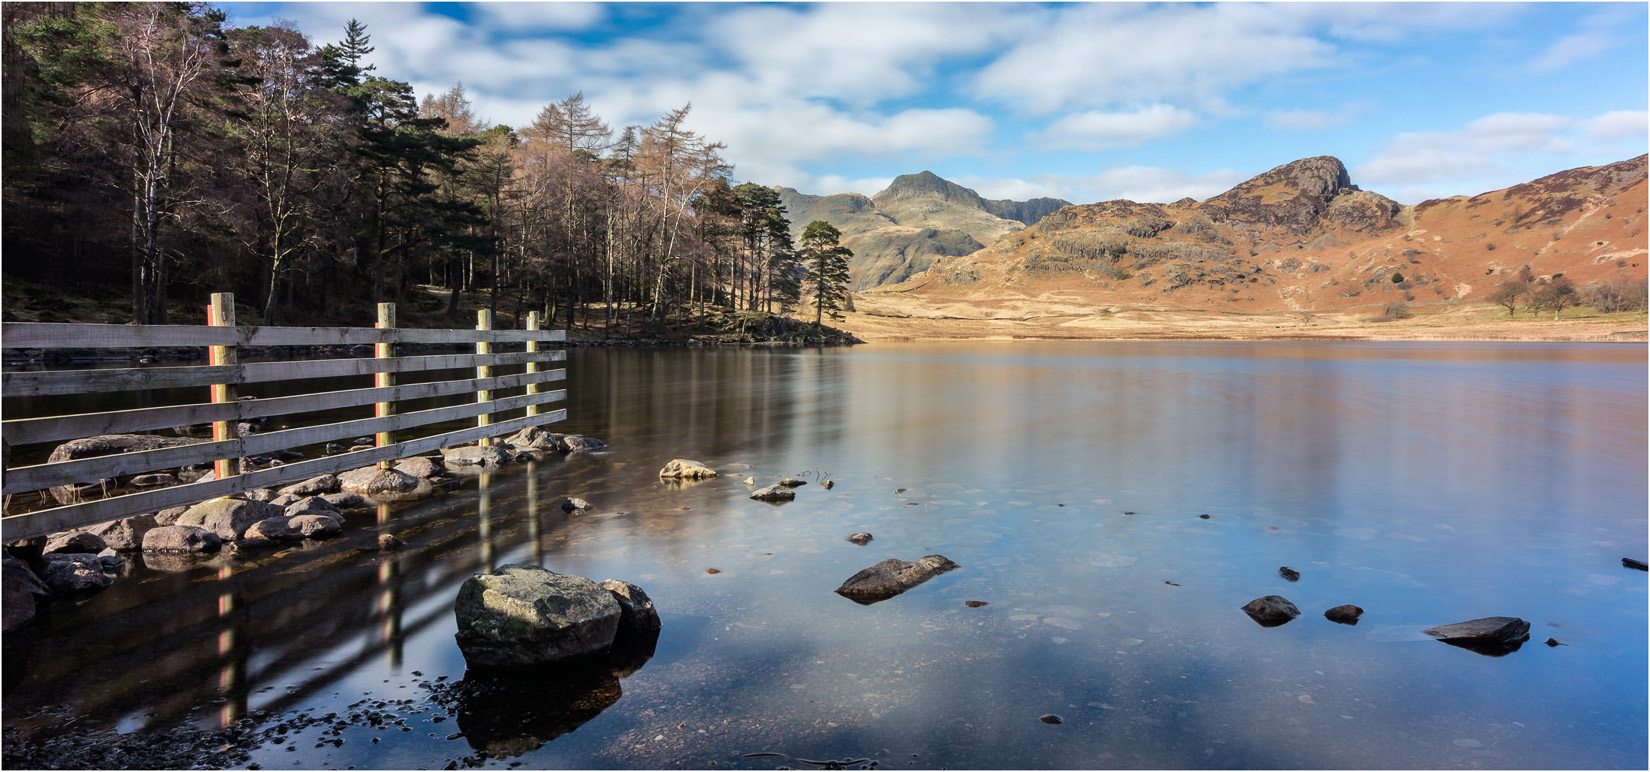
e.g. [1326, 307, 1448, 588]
[1, 3, 852, 333]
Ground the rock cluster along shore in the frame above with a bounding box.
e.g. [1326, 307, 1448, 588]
[3, 428, 607, 632]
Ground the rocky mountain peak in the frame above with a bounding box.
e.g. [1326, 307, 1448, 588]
[1199, 156, 1383, 234]
[874, 171, 989, 209]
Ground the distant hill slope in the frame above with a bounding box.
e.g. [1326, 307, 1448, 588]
[879, 155, 1647, 316]
[776, 173, 1072, 290]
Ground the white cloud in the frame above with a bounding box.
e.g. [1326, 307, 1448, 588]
[962, 166, 1248, 206]
[1355, 110, 1648, 203]
[471, 3, 604, 31]
[1028, 105, 1199, 151]
[1266, 102, 1370, 131]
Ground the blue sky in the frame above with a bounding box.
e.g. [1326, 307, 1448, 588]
[226, 2, 1648, 205]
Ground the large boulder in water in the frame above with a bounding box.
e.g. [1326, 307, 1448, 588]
[454, 564, 622, 669]
[1423, 616, 1531, 655]
[3, 555, 51, 631]
[658, 459, 716, 479]
[835, 555, 959, 605]
[174, 497, 280, 541]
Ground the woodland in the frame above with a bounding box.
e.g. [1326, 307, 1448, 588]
[1, 3, 853, 334]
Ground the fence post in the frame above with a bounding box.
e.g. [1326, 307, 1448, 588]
[208, 293, 238, 482]
[476, 309, 493, 445]
[375, 303, 396, 469]
[525, 311, 540, 419]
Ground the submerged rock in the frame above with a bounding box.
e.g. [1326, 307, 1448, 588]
[1324, 604, 1364, 625]
[1242, 595, 1301, 626]
[1422, 616, 1531, 655]
[750, 484, 795, 502]
[835, 555, 959, 605]
[658, 459, 717, 479]
[1278, 566, 1301, 582]
[454, 564, 622, 669]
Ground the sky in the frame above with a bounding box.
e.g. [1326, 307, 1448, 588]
[226, 2, 1649, 206]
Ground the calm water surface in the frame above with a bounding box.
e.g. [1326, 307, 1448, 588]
[5, 341, 1646, 769]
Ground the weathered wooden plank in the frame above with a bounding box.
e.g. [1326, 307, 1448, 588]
[2, 365, 241, 397]
[3, 389, 567, 495]
[2, 350, 565, 398]
[3, 321, 567, 350]
[208, 293, 239, 482]
[2, 368, 568, 447]
[0, 408, 568, 541]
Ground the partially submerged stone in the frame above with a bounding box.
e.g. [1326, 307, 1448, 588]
[175, 497, 281, 541]
[658, 459, 717, 479]
[3, 555, 51, 632]
[454, 564, 622, 669]
[245, 514, 343, 541]
[1242, 595, 1301, 627]
[835, 555, 959, 605]
[1278, 566, 1301, 582]
[563, 435, 606, 453]
[40, 554, 113, 595]
[1422, 616, 1530, 655]
[750, 484, 795, 502]
[599, 579, 661, 635]
[394, 456, 443, 479]
[561, 497, 593, 512]
[338, 466, 420, 494]
[1324, 604, 1364, 625]
[81, 515, 158, 551]
[778, 478, 807, 488]
[43, 530, 108, 556]
[143, 525, 222, 553]
[443, 444, 513, 467]
[504, 426, 569, 452]
[278, 474, 339, 497]
[847, 532, 873, 545]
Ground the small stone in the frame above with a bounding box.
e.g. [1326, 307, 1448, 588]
[847, 532, 873, 545]
[562, 435, 606, 453]
[658, 459, 717, 479]
[1039, 714, 1062, 725]
[750, 484, 795, 502]
[821, 480, 835, 490]
[442, 444, 513, 467]
[1198, 514, 1210, 519]
[97, 547, 123, 569]
[1278, 566, 1301, 582]
[778, 478, 806, 488]
[561, 497, 593, 512]
[278, 474, 339, 497]
[836, 556, 958, 604]
[395, 457, 443, 478]
[705, 568, 721, 575]
[1242, 596, 1301, 627]
[743, 477, 756, 488]
[1545, 637, 1564, 647]
[378, 534, 404, 551]
[44, 530, 108, 555]
[1324, 604, 1364, 625]
[965, 600, 988, 608]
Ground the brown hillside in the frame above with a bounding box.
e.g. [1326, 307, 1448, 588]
[864, 156, 1648, 324]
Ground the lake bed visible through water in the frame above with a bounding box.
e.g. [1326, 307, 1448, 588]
[5, 341, 1646, 769]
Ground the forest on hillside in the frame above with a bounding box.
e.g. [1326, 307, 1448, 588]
[1, 3, 851, 334]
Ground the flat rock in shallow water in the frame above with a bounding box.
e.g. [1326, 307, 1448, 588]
[835, 555, 959, 605]
[1242, 595, 1301, 626]
[563, 435, 606, 453]
[455, 564, 621, 669]
[1423, 616, 1530, 655]
[443, 444, 513, 467]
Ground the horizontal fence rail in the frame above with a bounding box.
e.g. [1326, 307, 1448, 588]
[1, 294, 569, 541]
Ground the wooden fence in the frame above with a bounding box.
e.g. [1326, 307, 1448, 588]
[0, 293, 567, 542]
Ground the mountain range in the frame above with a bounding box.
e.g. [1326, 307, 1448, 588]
[842, 155, 1646, 319]
[776, 173, 1070, 290]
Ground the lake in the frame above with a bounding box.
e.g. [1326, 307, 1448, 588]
[4, 340, 1646, 769]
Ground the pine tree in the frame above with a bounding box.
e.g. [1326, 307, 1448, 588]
[800, 220, 851, 327]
